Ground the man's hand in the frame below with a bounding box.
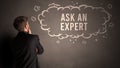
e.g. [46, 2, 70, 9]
[28, 29, 32, 34]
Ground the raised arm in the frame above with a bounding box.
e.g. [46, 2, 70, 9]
[35, 35, 44, 55]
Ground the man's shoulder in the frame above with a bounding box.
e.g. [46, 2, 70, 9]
[27, 34, 38, 38]
[16, 32, 39, 40]
[26, 34, 39, 40]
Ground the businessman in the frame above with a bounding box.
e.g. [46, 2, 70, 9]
[11, 16, 44, 68]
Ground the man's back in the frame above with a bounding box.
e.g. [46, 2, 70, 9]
[11, 32, 43, 68]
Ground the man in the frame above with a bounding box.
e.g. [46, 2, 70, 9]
[11, 16, 44, 68]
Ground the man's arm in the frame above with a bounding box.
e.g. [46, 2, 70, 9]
[35, 35, 44, 54]
[28, 28, 44, 54]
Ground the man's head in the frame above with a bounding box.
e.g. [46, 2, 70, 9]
[13, 16, 31, 33]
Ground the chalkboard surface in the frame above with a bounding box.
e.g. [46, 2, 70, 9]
[0, 0, 120, 68]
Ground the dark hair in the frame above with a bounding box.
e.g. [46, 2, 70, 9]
[13, 16, 28, 31]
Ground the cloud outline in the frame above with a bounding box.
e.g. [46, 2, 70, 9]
[37, 3, 112, 40]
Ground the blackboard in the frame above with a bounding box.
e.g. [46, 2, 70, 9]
[0, 0, 120, 68]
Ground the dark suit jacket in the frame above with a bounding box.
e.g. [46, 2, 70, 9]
[11, 32, 44, 68]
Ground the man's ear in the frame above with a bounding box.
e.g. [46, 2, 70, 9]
[25, 24, 28, 29]
[24, 24, 28, 32]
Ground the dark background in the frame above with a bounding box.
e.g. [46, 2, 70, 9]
[0, 0, 120, 68]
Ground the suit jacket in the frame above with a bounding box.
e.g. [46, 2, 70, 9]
[11, 31, 44, 68]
